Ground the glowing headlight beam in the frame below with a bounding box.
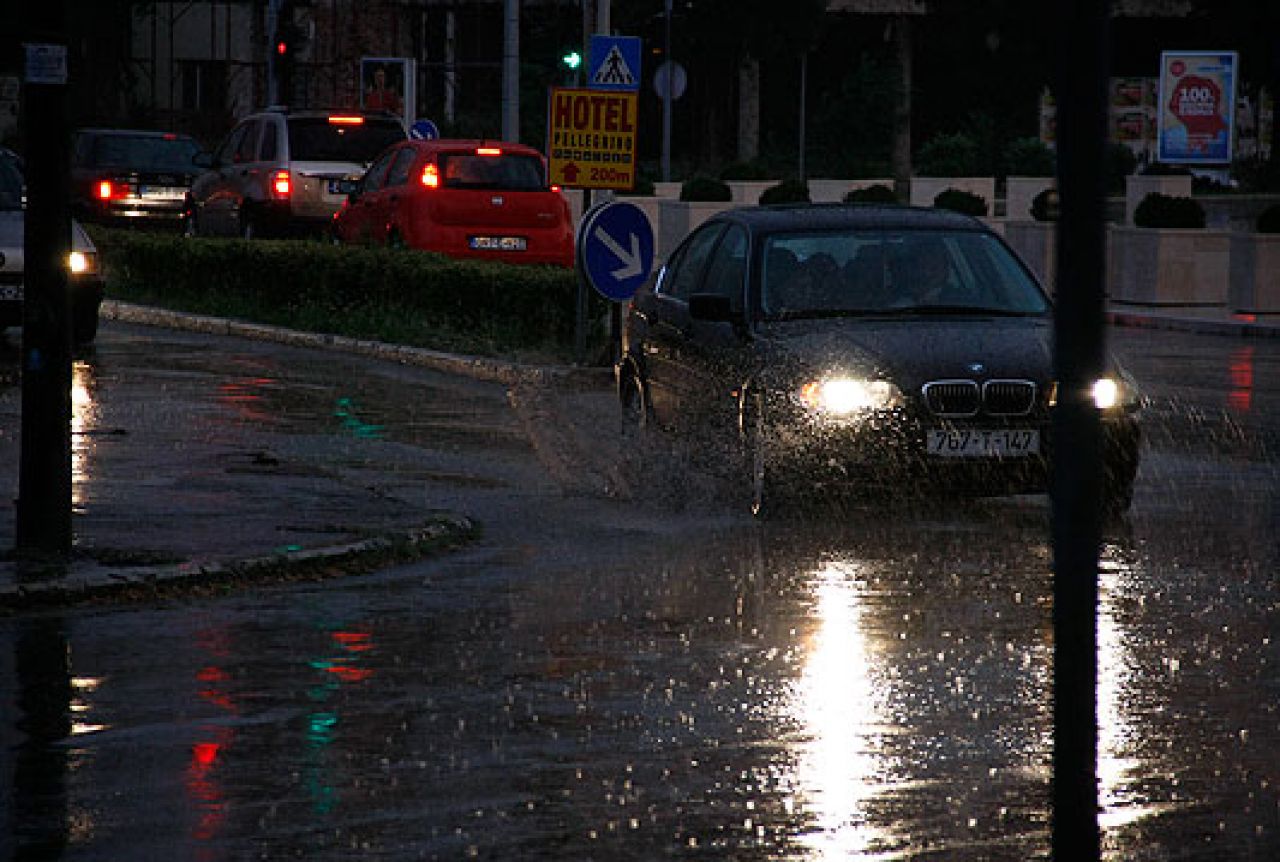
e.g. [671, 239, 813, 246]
[799, 378, 903, 414]
[1049, 377, 1127, 411]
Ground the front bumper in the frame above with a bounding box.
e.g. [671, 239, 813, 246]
[762, 407, 1139, 497]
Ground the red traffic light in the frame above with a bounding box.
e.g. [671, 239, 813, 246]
[276, 40, 288, 55]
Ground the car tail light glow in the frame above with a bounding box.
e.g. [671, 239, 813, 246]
[96, 180, 124, 200]
[476, 147, 502, 156]
[328, 115, 365, 125]
[551, 184, 561, 193]
[271, 169, 291, 199]
[420, 163, 440, 188]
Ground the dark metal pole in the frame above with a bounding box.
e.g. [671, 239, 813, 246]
[798, 52, 807, 181]
[17, 19, 74, 559]
[1050, 1, 1110, 859]
[661, 0, 672, 183]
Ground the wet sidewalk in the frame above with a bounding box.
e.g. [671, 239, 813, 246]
[1, 300, 1275, 610]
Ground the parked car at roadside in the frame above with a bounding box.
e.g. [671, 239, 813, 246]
[0, 148, 104, 345]
[330, 139, 574, 268]
[616, 203, 1143, 517]
[186, 108, 406, 239]
[70, 128, 205, 229]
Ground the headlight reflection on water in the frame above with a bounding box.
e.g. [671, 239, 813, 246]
[788, 562, 890, 859]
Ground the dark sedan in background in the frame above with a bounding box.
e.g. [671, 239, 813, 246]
[70, 128, 205, 229]
[616, 204, 1143, 517]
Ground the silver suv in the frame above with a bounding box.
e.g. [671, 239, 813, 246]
[186, 108, 406, 239]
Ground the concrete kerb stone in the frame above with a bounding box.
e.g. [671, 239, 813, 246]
[1, 514, 478, 612]
[102, 301, 615, 390]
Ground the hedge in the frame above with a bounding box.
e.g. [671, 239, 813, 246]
[87, 227, 604, 361]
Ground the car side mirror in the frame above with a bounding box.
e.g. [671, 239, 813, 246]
[689, 293, 735, 323]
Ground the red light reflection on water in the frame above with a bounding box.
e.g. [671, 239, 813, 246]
[217, 376, 279, 424]
[1227, 346, 1254, 413]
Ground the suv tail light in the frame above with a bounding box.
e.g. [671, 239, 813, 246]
[420, 163, 439, 189]
[271, 169, 291, 199]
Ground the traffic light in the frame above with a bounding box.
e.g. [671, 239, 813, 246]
[561, 50, 582, 70]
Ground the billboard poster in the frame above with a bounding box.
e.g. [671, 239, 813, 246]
[360, 57, 416, 127]
[1157, 51, 1237, 164]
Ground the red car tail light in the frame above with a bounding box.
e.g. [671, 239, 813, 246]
[271, 169, 291, 199]
[96, 179, 127, 200]
[475, 147, 502, 156]
[420, 163, 440, 189]
[328, 115, 365, 125]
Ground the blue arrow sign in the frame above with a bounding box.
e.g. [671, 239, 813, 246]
[579, 201, 655, 301]
[588, 35, 642, 92]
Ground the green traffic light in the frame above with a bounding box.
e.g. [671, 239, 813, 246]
[562, 51, 582, 70]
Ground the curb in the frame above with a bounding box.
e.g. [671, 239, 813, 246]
[1, 514, 479, 612]
[102, 301, 616, 389]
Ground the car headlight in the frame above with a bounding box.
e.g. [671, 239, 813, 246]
[797, 377, 904, 415]
[1049, 374, 1140, 412]
[68, 250, 99, 277]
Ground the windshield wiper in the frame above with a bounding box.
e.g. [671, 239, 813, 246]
[891, 305, 1044, 317]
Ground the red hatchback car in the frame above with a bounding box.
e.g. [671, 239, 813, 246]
[331, 139, 574, 268]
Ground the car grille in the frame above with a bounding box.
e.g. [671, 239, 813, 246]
[922, 379, 1037, 417]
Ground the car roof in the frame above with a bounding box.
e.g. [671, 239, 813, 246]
[711, 203, 990, 234]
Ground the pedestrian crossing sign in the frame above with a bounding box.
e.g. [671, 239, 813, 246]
[588, 35, 641, 92]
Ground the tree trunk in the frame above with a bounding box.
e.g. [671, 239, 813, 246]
[891, 15, 913, 200]
[737, 53, 760, 163]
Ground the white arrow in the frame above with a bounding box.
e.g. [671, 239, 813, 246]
[593, 226, 643, 280]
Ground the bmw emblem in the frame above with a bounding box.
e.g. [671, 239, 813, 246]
[969, 362, 985, 374]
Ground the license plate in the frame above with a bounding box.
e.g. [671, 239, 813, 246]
[0, 283, 22, 301]
[469, 236, 526, 252]
[139, 185, 185, 199]
[927, 428, 1039, 457]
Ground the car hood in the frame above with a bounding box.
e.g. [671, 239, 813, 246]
[756, 316, 1055, 388]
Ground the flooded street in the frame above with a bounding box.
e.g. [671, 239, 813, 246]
[1, 322, 1277, 860]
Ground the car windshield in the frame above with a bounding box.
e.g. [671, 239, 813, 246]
[287, 117, 406, 163]
[439, 152, 546, 191]
[83, 134, 202, 171]
[0, 154, 22, 210]
[759, 228, 1050, 319]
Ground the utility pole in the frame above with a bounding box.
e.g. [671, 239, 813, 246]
[1051, 1, 1110, 860]
[17, 10, 74, 558]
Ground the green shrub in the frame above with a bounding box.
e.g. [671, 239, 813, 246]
[679, 175, 732, 202]
[915, 132, 982, 177]
[87, 228, 604, 361]
[758, 179, 811, 205]
[619, 175, 655, 196]
[1140, 161, 1192, 176]
[1031, 188, 1059, 222]
[1003, 137, 1055, 177]
[1255, 204, 1280, 233]
[843, 183, 898, 204]
[932, 187, 988, 217]
[719, 161, 772, 181]
[1132, 193, 1205, 228]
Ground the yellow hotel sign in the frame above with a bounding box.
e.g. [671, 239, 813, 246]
[546, 87, 638, 191]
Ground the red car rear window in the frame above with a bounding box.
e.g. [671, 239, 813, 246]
[439, 153, 546, 191]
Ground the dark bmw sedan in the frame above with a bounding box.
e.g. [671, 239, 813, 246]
[616, 204, 1142, 516]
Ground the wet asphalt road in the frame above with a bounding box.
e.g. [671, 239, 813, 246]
[1, 321, 1278, 860]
